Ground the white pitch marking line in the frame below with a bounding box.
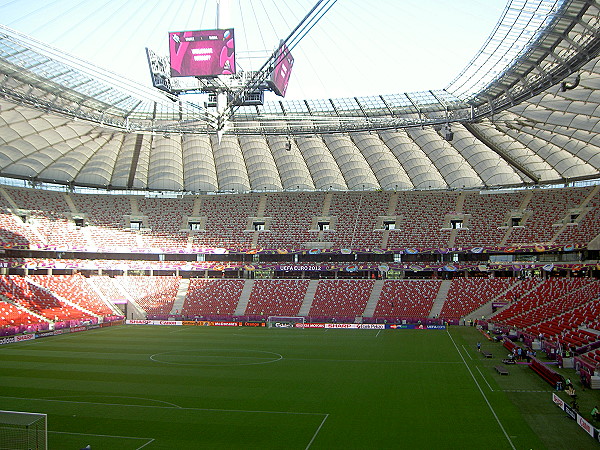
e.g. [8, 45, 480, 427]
[462, 344, 473, 360]
[0, 395, 325, 416]
[375, 329, 382, 337]
[168, 327, 191, 334]
[149, 349, 284, 366]
[44, 395, 183, 409]
[447, 330, 516, 450]
[306, 413, 329, 450]
[502, 389, 552, 393]
[50, 430, 156, 449]
[49, 430, 153, 442]
[286, 357, 461, 364]
[476, 366, 494, 392]
[136, 438, 156, 449]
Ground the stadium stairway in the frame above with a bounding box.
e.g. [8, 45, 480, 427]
[112, 279, 145, 319]
[64, 193, 95, 247]
[428, 280, 450, 318]
[63, 192, 79, 214]
[488, 279, 545, 320]
[250, 195, 268, 248]
[467, 299, 495, 322]
[322, 193, 333, 216]
[466, 281, 521, 321]
[256, 195, 267, 216]
[78, 226, 95, 249]
[127, 301, 146, 319]
[0, 295, 52, 324]
[581, 327, 600, 335]
[589, 233, 600, 250]
[499, 190, 534, 246]
[234, 280, 254, 315]
[26, 277, 101, 320]
[86, 278, 126, 316]
[192, 197, 202, 216]
[447, 193, 466, 248]
[0, 187, 47, 246]
[0, 187, 19, 211]
[381, 193, 399, 249]
[550, 184, 600, 245]
[169, 278, 190, 315]
[387, 192, 399, 215]
[298, 281, 317, 316]
[362, 280, 384, 318]
[130, 196, 140, 215]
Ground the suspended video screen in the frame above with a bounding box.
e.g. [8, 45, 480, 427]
[169, 29, 235, 77]
[269, 41, 294, 97]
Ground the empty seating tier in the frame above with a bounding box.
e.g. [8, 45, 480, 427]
[181, 279, 244, 316]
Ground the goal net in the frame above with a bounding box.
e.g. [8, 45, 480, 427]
[0, 410, 47, 450]
[267, 316, 305, 329]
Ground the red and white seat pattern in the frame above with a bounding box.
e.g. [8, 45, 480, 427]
[308, 280, 374, 318]
[116, 276, 181, 315]
[374, 280, 441, 319]
[245, 280, 309, 316]
[181, 279, 244, 316]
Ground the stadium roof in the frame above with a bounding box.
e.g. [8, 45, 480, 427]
[0, 0, 599, 192]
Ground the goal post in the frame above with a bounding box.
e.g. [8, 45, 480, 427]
[267, 316, 305, 329]
[0, 410, 47, 450]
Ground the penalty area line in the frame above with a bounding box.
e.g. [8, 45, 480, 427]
[462, 344, 473, 360]
[476, 366, 494, 392]
[0, 394, 325, 416]
[306, 413, 329, 450]
[49, 430, 154, 448]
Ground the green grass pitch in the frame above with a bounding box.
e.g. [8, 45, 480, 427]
[0, 325, 597, 449]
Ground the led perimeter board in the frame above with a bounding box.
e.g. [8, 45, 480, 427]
[269, 41, 294, 97]
[169, 29, 235, 77]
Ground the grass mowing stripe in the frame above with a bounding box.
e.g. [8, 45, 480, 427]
[447, 329, 516, 450]
[45, 395, 184, 408]
[135, 439, 155, 450]
[49, 430, 154, 441]
[0, 326, 559, 448]
[0, 394, 327, 416]
[462, 344, 474, 360]
[49, 430, 155, 449]
[283, 357, 462, 364]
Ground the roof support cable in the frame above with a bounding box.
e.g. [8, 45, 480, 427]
[218, 0, 338, 127]
[463, 122, 540, 184]
[405, 93, 423, 128]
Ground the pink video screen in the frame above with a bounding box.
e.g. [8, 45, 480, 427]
[270, 41, 294, 97]
[169, 29, 235, 77]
